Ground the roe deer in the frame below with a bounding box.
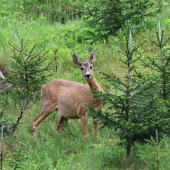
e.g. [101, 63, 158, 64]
[33, 51, 103, 137]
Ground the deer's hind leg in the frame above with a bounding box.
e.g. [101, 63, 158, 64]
[56, 116, 68, 132]
[33, 103, 57, 134]
[94, 121, 99, 135]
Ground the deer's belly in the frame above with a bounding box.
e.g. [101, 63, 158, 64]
[57, 108, 80, 119]
[57, 95, 83, 119]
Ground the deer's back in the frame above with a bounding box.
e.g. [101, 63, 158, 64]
[41, 79, 97, 118]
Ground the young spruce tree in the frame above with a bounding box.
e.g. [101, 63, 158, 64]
[86, 29, 170, 157]
[2, 39, 52, 127]
[84, 0, 162, 42]
[6, 39, 51, 99]
[141, 18, 170, 104]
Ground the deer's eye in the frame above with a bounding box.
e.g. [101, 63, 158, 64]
[90, 66, 93, 69]
[81, 67, 84, 70]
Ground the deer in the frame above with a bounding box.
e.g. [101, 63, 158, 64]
[33, 50, 103, 137]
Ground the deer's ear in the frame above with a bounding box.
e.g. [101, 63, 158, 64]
[88, 50, 97, 64]
[73, 54, 82, 67]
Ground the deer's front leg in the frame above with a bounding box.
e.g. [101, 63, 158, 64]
[80, 114, 88, 138]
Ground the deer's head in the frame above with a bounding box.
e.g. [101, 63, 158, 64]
[73, 51, 97, 79]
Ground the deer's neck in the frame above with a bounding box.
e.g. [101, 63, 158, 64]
[86, 77, 102, 92]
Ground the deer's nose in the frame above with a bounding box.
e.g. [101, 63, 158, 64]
[85, 74, 91, 79]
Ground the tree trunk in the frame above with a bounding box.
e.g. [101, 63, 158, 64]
[127, 143, 131, 157]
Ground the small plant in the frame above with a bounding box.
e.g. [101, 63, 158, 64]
[141, 18, 170, 102]
[6, 140, 27, 170]
[0, 95, 18, 136]
[6, 39, 52, 99]
[94, 138, 125, 167]
[139, 130, 170, 170]
[3, 38, 52, 126]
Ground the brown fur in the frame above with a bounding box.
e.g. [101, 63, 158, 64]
[33, 51, 103, 137]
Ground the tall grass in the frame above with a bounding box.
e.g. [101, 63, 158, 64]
[0, 0, 97, 23]
[0, 15, 127, 89]
[2, 97, 117, 170]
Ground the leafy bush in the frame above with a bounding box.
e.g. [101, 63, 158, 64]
[94, 138, 125, 167]
[0, 94, 17, 137]
[0, 0, 90, 23]
[6, 140, 27, 170]
[84, 0, 162, 42]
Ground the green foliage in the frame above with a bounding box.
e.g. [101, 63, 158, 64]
[1, 1, 170, 169]
[5, 39, 52, 99]
[141, 18, 170, 102]
[6, 140, 27, 170]
[0, 94, 18, 137]
[1, 106, 116, 169]
[0, 0, 90, 23]
[139, 130, 170, 169]
[84, 0, 162, 42]
[86, 29, 170, 157]
[94, 138, 125, 168]
[1, 39, 53, 133]
[139, 18, 170, 137]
